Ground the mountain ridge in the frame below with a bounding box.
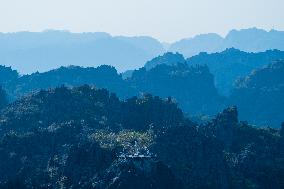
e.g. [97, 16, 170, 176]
[1, 28, 284, 73]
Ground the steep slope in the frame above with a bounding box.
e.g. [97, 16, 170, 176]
[229, 60, 284, 127]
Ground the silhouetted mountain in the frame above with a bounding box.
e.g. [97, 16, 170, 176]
[0, 87, 283, 188]
[229, 60, 284, 127]
[144, 52, 186, 70]
[170, 33, 224, 57]
[2, 28, 284, 74]
[121, 70, 134, 79]
[7, 65, 136, 100]
[224, 28, 284, 52]
[0, 30, 165, 73]
[170, 28, 284, 57]
[0, 65, 18, 85]
[129, 63, 224, 115]
[2, 62, 224, 117]
[1, 47, 283, 127]
[187, 48, 284, 95]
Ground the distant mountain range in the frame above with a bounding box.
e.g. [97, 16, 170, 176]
[187, 48, 284, 95]
[144, 49, 284, 95]
[170, 28, 284, 57]
[0, 28, 284, 74]
[0, 30, 164, 73]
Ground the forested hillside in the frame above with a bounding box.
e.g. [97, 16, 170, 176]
[0, 62, 224, 116]
[0, 86, 283, 188]
[1, 50, 284, 128]
[129, 63, 224, 115]
[187, 48, 284, 95]
[229, 60, 284, 127]
[6, 65, 137, 99]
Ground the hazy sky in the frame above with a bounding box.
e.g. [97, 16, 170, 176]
[0, 0, 283, 42]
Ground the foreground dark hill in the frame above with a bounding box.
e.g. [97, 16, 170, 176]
[187, 48, 284, 95]
[170, 28, 284, 58]
[0, 85, 183, 134]
[0, 86, 283, 189]
[229, 60, 284, 127]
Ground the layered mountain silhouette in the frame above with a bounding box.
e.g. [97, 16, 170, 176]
[187, 48, 284, 95]
[1, 27, 284, 188]
[0, 30, 164, 73]
[0, 63, 224, 116]
[4, 65, 137, 100]
[170, 28, 284, 57]
[1, 28, 284, 74]
[1, 50, 284, 127]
